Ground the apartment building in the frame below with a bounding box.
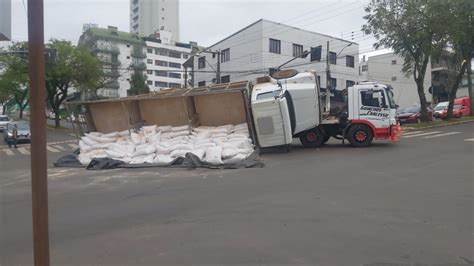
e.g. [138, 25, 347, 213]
[130, 0, 180, 40]
[0, 0, 11, 40]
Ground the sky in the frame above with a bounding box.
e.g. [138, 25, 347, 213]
[9, 0, 390, 58]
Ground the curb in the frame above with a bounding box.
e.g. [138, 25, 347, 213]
[403, 119, 474, 132]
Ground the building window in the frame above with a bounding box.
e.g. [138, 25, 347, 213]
[391, 76, 397, 81]
[169, 82, 181, 88]
[330, 78, 337, 89]
[155, 48, 168, 56]
[147, 59, 153, 64]
[293, 44, 303, 57]
[155, 81, 168, 87]
[155, 70, 167, 77]
[183, 54, 189, 59]
[169, 62, 181, 69]
[169, 72, 181, 79]
[126, 56, 130, 59]
[168, 51, 181, 58]
[147, 80, 152, 85]
[346, 80, 355, 88]
[221, 48, 230, 63]
[147, 48, 153, 53]
[329, 52, 337, 65]
[198, 57, 206, 69]
[155, 60, 168, 67]
[269, 38, 281, 54]
[361, 65, 368, 72]
[310, 46, 322, 62]
[126, 44, 130, 48]
[346, 55, 354, 68]
[198, 81, 206, 87]
[221, 75, 230, 83]
[146, 70, 153, 75]
[391, 60, 397, 65]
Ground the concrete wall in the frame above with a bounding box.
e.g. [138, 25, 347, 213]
[0, 0, 11, 40]
[194, 19, 359, 90]
[360, 52, 432, 109]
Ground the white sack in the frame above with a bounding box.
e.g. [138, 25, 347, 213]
[210, 128, 231, 134]
[211, 133, 228, 138]
[194, 142, 216, 150]
[142, 125, 157, 135]
[131, 133, 144, 145]
[170, 130, 189, 138]
[118, 130, 129, 137]
[105, 149, 126, 158]
[131, 145, 156, 157]
[88, 132, 102, 137]
[102, 131, 119, 138]
[223, 154, 246, 164]
[169, 143, 193, 152]
[170, 149, 192, 158]
[204, 146, 223, 165]
[154, 154, 175, 165]
[157, 125, 172, 132]
[79, 140, 92, 152]
[190, 149, 205, 161]
[172, 125, 190, 132]
[81, 136, 98, 146]
[156, 144, 171, 155]
[194, 130, 211, 141]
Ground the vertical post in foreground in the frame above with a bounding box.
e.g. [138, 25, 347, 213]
[27, 0, 50, 265]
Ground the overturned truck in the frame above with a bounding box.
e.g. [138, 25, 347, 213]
[62, 81, 262, 169]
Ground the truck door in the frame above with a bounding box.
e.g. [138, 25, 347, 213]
[357, 89, 391, 128]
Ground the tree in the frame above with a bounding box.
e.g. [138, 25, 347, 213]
[441, 0, 474, 119]
[127, 71, 150, 96]
[362, 0, 445, 121]
[45, 39, 102, 127]
[0, 42, 30, 118]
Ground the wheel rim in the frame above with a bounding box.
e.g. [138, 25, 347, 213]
[306, 131, 318, 142]
[355, 130, 367, 142]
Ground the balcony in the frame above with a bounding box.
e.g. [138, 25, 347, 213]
[131, 62, 146, 71]
[103, 80, 120, 89]
[92, 45, 120, 55]
[131, 47, 146, 59]
[101, 59, 121, 67]
[104, 69, 120, 78]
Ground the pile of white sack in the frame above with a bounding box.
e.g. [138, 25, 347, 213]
[77, 123, 253, 166]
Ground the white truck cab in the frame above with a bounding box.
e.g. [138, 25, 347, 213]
[251, 70, 401, 148]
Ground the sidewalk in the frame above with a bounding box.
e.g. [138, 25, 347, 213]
[402, 116, 474, 131]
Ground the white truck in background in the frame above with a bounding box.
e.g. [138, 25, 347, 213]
[251, 69, 401, 149]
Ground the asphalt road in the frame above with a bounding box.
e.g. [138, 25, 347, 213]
[1, 123, 473, 265]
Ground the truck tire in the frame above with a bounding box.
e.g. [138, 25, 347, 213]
[322, 135, 330, 144]
[299, 128, 325, 148]
[347, 124, 374, 147]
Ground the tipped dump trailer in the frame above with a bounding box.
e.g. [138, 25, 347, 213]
[67, 69, 401, 151]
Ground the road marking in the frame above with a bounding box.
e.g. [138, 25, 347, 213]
[17, 147, 31, 155]
[68, 143, 79, 149]
[422, 132, 461, 139]
[403, 131, 424, 135]
[53, 145, 67, 151]
[2, 148, 14, 156]
[465, 138, 474, 142]
[46, 146, 60, 153]
[402, 131, 441, 138]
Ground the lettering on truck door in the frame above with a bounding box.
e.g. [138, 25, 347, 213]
[358, 89, 390, 128]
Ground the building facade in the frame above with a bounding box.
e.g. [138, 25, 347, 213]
[78, 26, 147, 98]
[193, 19, 359, 93]
[431, 51, 470, 102]
[144, 31, 191, 91]
[130, 0, 180, 41]
[0, 0, 11, 40]
[359, 52, 432, 108]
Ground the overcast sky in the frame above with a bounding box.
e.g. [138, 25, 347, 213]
[10, 0, 388, 58]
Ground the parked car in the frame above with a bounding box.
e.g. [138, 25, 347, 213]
[433, 102, 449, 118]
[3, 122, 31, 144]
[396, 105, 433, 124]
[439, 104, 468, 119]
[454, 96, 470, 115]
[0, 115, 12, 131]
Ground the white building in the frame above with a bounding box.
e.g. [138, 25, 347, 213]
[130, 0, 180, 41]
[0, 0, 11, 40]
[78, 26, 147, 98]
[193, 19, 359, 94]
[359, 52, 432, 108]
[144, 31, 191, 91]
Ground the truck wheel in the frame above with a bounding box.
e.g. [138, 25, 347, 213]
[299, 128, 324, 148]
[347, 124, 374, 147]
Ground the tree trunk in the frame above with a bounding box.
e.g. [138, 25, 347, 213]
[468, 59, 473, 116]
[2, 104, 6, 115]
[447, 62, 468, 120]
[19, 106, 24, 119]
[416, 79, 430, 121]
[54, 111, 60, 127]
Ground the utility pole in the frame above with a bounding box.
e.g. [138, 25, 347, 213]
[325, 41, 331, 112]
[27, 0, 50, 265]
[216, 50, 221, 84]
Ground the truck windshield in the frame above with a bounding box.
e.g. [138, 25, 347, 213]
[384, 88, 396, 108]
[257, 90, 280, 100]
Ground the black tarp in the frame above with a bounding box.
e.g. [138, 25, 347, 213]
[55, 151, 264, 170]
